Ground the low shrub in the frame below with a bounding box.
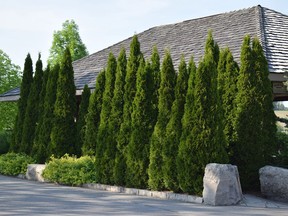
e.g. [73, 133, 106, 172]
[0, 152, 35, 176]
[43, 154, 96, 186]
[273, 131, 288, 168]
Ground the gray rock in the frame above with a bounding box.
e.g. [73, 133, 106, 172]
[259, 166, 288, 202]
[203, 163, 243, 206]
[26, 164, 46, 182]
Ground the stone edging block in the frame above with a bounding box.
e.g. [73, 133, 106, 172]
[83, 183, 203, 204]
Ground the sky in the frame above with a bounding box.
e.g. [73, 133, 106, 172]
[1, 0, 288, 105]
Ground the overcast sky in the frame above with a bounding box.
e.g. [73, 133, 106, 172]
[1, 0, 288, 70]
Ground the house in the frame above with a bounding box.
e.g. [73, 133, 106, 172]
[1, 5, 288, 102]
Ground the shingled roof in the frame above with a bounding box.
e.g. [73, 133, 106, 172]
[72, 5, 288, 91]
[1, 5, 288, 101]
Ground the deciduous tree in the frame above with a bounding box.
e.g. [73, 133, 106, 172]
[0, 50, 21, 132]
[48, 20, 89, 67]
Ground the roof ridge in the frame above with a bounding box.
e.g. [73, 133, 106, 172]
[256, 5, 267, 54]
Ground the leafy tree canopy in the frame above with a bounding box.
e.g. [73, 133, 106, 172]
[0, 50, 21, 131]
[48, 20, 89, 67]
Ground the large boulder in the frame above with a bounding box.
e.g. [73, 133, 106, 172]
[26, 164, 46, 182]
[203, 163, 242, 206]
[259, 166, 288, 202]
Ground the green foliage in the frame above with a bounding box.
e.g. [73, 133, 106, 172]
[126, 59, 155, 188]
[233, 35, 263, 190]
[176, 57, 197, 193]
[50, 48, 77, 157]
[217, 48, 239, 157]
[82, 70, 105, 156]
[178, 33, 228, 194]
[32, 66, 49, 159]
[33, 65, 59, 163]
[11, 54, 33, 152]
[21, 55, 44, 154]
[95, 53, 117, 184]
[75, 84, 91, 157]
[0, 152, 35, 176]
[148, 50, 176, 190]
[0, 131, 11, 155]
[43, 154, 96, 186]
[117, 35, 142, 184]
[252, 38, 277, 165]
[48, 20, 89, 67]
[163, 56, 189, 192]
[108, 48, 127, 185]
[273, 131, 288, 167]
[150, 46, 161, 114]
[0, 49, 21, 131]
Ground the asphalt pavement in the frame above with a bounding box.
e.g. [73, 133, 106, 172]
[0, 175, 287, 216]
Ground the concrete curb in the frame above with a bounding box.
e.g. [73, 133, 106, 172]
[83, 183, 203, 204]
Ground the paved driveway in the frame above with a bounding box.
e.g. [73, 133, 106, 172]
[0, 175, 287, 216]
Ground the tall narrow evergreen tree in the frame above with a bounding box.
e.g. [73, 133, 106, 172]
[217, 48, 239, 158]
[117, 35, 142, 183]
[21, 54, 44, 154]
[252, 38, 277, 164]
[35, 64, 59, 162]
[148, 50, 176, 190]
[50, 48, 77, 157]
[163, 55, 189, 192]
[150, 46, 161, 132]
[109, 48, 127, 186]
[177, 56, 197, 192]
[82, 70, 105, 156]
[126, 59, 155, 188]
[34, 65, 60, 163]
[75, 84, 91, 157]
[233, 35, 263, 190]
[95, 53, 117, 184]
[32, 66, 50, 162]
[11, 54, 33, 152]
[178, 32, 228, 194]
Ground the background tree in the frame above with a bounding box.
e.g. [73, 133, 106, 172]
[75, 84, 91, 157]
[48, 20, 89, 67]
[117, 35, 142, 184]
[11, 54, 33, 152]
[82, 70, 105, 156]
[217, 48, 239, 158]
[108, 48, 127, 185]
[21, 55, 44, 154]
[126, 59, 155, 188]
[50, 48, 77, 157]
[163, 55, 189, 192]
[95, 53, 117, 184]
[0, 50, 21, 132]
[177, 56, 197, 192]
[148, 50, 176, 190]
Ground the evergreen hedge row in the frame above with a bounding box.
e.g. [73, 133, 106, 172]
[12, 33, 277, 194]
